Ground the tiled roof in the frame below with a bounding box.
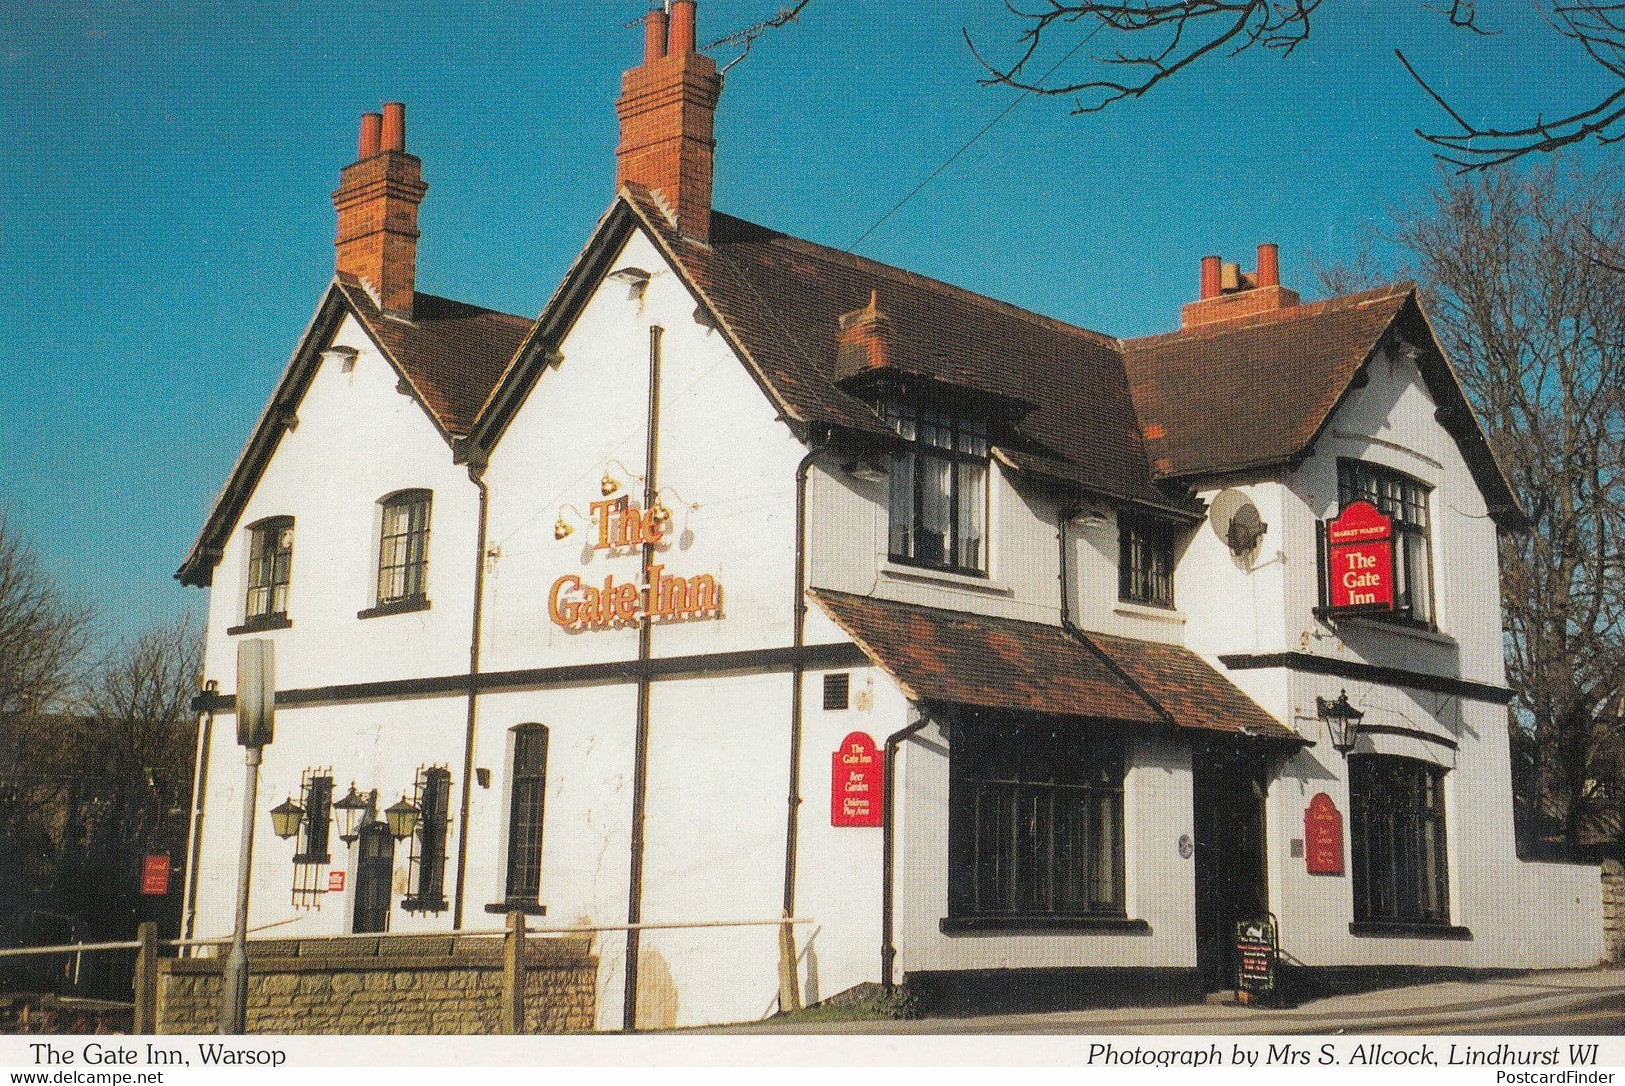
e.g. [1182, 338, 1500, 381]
[809, 589, 1296, 741]
[622, 188, 1182, 513]
[1086, 631, 1297, 740]
[336, 276, 532, 437]
[1121, 285, 1413, 479]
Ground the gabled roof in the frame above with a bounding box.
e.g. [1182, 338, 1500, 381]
[1122, 284, 1523, 525]
[810, 589, 1298, 741]
[176, 280, 530, 587]
[471, 186, 1189, 516]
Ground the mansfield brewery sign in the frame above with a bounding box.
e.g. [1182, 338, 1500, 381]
[1325, 501, 1395, 613]
[549, 495, 723, 629]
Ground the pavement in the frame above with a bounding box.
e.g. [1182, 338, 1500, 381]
[722, 966, 1625, 1035]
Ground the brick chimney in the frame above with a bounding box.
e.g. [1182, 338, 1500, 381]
[616, 1, 721, 241]
[332, 102, 427, 319]
[1180, 243, 1299, 329]
[834, 291, 895, 380]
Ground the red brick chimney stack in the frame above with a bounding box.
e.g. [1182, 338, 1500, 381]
[333, 102, 427, 319]
[1180, 243, 1300, 329]
[616, 1, 722, 241]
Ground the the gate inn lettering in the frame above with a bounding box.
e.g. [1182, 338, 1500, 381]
[548, 494, 723, 630]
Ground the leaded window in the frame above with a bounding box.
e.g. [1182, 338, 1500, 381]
[376, 490, 431, 605]
[1338, 460, 1433, 624]
[1351, 755, 1451, 925]
[245, 517, 293, 621]
[883, 402, 988, 574]
[504, 725, 549, 903]
[1119, 514, 1176, 608]
[948, 722, 1125, 918]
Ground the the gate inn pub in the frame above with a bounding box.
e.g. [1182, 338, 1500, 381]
[174, 2, 1603, 1030]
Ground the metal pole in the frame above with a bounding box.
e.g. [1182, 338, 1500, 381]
[218, 745, 262, 1034]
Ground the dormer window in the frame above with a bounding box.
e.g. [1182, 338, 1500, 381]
[241, 516, 293, 630]
[883, 401, 989, 574]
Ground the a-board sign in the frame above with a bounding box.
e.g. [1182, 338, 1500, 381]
[1304, 792, 1346, 875]
[1325, 501, 1395, 612]
[1236, 916, 1279, 1002]
[140, 854, 170, 896]
[831, 732, 883, 827]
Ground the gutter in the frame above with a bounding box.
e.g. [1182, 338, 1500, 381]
[452, 462, 490, 928]
[781, 429, 832, 945]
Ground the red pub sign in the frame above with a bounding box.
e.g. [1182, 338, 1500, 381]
[831, 732, 883, 827]
[140, 854, 170, 896]
[1304, 793, 1345, 875]
[1325, 501, 1395, 612]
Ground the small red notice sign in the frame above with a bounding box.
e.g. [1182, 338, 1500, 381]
[831, 731, 883, 827]
[328, 870, 346, 892]
[140, 854, 170, 896]
[1326, 501, 1395, 612]
[1304, 793, 1345, 875]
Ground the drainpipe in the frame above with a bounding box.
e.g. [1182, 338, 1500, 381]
[180, 680, 218, 950]
[781, 428, 832, 939]
[623, 325, 664, 1031]
[452, 463, 490, 929]
[880, 705, 928, 988]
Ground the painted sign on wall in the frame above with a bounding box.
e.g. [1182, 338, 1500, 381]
[1325, 501, 1395, 612]
[831, 732, 883, 827]
[1304, 792, 1345, 875]
[140, 854, 170, 896]
[549, 494, 723, 630]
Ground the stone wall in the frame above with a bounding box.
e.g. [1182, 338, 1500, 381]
[1605, 859, 1624, 963]
[157, 935, 596, 1034]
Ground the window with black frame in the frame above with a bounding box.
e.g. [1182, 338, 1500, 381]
[376, 489, 431, 606]
[948, 722, 1125, 920]
[404, 766, 451, 913]
[883, 401, 988, 574]
[1118, 514, 1176, 608]
[1338, 460, 1433, 624]
[244, 517, 294, 625]
[1350, 755, 1451, 927]
[294, 772, 332, 865]
[503, 725, 549, 905]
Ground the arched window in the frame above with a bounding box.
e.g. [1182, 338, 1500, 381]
[504, 724, 549, 905]
[375, 489, 431, 606]
[242, 516, 293, 628]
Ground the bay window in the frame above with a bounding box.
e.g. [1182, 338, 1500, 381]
[1350, 754, 1452, 927]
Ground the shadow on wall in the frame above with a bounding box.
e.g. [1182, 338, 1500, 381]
[636, 946, 679, 1030]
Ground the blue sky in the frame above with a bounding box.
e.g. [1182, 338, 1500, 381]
[0, 0, 1608, 648]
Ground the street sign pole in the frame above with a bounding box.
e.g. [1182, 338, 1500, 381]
[219, 639, 275, 1035]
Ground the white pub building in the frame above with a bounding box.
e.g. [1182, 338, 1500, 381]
[177, 2, 1603, 1030]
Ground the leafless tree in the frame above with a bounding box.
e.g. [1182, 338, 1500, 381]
[1323, 165, 1625, 852]
[969, 1, 1625, 170]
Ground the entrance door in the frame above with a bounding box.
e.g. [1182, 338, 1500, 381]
[352, 822, 395, 934]
[1191, 742, 1269, 990]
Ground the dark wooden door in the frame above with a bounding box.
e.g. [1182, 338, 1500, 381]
[352, 822, 395, 934]
[1192, 742, 1269, 991]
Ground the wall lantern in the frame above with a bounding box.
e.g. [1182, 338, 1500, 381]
[269, 798, 305, 840]
[332, 783, 371, 844]
[384, 796, 421, 842]
[1316, 689, 1365, 757]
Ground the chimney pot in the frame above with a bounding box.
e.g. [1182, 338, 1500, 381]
[380, 102, 406, 152]
[1221, 262, 1241, 292]
[645, 6, 670, 62]
[1257, 243, 1280, 288]
[670, 0, 697, 55]
[1200, 255, 1222, 300]
[358, 113, 382, 159]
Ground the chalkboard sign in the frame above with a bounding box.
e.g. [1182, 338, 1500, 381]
[1235, 916, 1279, 1003]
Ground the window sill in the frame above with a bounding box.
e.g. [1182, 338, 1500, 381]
[402, 896, 448, 914]
[357, 596, 431, 620]
[1349, 921, 1472, 940]
[880, 561, 1010, 595]
[1335, 616, 1456, 647]
[227, 614, 291, 636]
[940, 915, 1150, 935]
[1113, 601, 1185, 624]
[483, 900, 548, 916]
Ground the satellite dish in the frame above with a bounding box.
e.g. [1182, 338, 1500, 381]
[1210, 488, 1268, 556]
